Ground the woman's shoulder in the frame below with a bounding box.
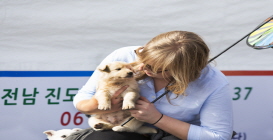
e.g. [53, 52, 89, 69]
[198, 64, 229, 86]
[106, 46, 141, 63]
[113, 46, 140, 54]
[186, 65, 229, 96]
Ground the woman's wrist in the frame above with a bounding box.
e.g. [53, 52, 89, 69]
[152, 113, 164, 125]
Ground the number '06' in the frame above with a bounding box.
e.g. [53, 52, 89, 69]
[233, 87, 252, 100]
[61, 112, 84, 126]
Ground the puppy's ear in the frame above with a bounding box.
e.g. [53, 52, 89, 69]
[43, 130, 55, 136]
[98, 64, 110, 73]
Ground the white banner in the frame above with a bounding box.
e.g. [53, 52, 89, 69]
[223, 71, 273, 140]
[1, 71, 273, 140]
[0, 72, 91, 140]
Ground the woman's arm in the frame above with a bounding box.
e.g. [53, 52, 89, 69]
[130, 84, 233, 140]
[187, 84, 233, 139]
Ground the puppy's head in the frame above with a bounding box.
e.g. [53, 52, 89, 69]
[43, 128, 82, 140]
[98, 61, 135, 81]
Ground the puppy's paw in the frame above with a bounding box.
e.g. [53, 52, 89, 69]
[93, 123, 109, 131]
[112, 126, 130, 132]
[98, 103, 111, 110]
[122, 101, 135, 110]
[92, 122, 113, 131]
[94, 123, 104, 129]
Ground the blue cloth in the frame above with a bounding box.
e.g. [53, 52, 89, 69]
[73, 46, 233, 140]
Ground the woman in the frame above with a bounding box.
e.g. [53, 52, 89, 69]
[73, 31, 233, 140]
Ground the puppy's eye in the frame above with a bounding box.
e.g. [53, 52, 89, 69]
[61, 135, 67, 138]
[115, 68, 121, 71]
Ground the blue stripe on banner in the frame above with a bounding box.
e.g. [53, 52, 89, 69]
[0, 71, 94, 77]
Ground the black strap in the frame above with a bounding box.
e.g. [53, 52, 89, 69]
[151, 90, 170, 103]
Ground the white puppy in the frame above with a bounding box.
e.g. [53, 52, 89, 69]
[43, 128, 82, 140]
[88, 61, 156, 134]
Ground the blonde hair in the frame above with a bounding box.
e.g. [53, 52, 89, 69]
[136, 31, 209, 95]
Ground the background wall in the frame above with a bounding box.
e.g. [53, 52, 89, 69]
[1, 0, 273, 70]
[1, 0, 273, 140]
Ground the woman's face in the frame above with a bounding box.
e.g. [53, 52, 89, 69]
[140, 63, 172, 80]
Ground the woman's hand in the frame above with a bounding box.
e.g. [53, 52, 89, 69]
[129, 96, 162, 124]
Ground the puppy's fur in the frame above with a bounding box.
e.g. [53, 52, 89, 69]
[88, 61, 156, 134]
[43, 128, 82, 140]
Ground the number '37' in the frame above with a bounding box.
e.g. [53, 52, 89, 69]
[233, 87, 252, 100]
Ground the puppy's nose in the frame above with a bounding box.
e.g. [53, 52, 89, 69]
[127, 72, 133, 76]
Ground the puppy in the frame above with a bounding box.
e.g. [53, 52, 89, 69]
[43, 128, 82, 140]
[88, 61, 156, 134]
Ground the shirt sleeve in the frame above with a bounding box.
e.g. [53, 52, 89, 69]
[187, 84, 233, 140]
[73, 46, 138, 108]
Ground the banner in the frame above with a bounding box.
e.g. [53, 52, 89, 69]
[0, 71, 92, 140]
[222, 71, 273, 140]
[1, 71, 273, 140]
